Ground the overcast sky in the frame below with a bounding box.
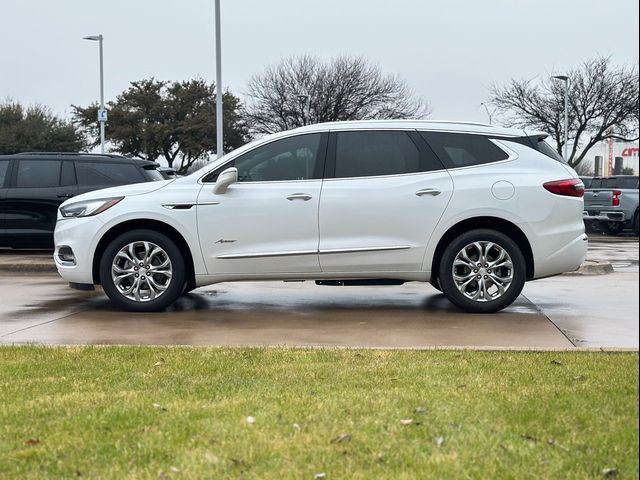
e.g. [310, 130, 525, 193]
[1, 0, 638, 124]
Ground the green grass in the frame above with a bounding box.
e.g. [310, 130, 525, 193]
[0, 348, 638, 479]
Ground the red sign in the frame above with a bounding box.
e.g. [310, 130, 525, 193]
[621, 147, 639, 157]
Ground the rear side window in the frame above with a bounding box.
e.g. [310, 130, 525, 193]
[142, 167, 165, 181]
[16, 160, 61, 188]
[0, 160, 9, 187]
[76, 161, 144, 187]
[536, 138, 566, 163]
[420, 132, 509, 168]
[334, 131, 421, 178]
[602, 177, 639, 189]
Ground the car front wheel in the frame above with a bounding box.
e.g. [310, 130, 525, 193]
[438, 229, 526, 313]
[100, 229, 185, 312]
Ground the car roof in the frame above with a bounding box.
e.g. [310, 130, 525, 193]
[289, 119, 532, 137]
[0, 152, 157, 167]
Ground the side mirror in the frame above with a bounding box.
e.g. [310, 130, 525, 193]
[213, 167, 238, 194]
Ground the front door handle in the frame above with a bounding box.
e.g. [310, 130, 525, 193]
[415, 188, 442, 197]
[286, 193, 312, 201]
[57, 193, 74, 199]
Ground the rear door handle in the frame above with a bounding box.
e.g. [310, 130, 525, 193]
[57, 193, 74, 199]
[415, 188, 442, 197]
[286, 193, 312, 201]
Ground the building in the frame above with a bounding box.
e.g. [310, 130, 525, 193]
[578, 139, 639, 176]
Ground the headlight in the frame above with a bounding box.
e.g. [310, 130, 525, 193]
[59, 197, 124, 218]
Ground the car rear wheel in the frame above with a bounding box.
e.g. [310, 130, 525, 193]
[438, 229, 526, 313]
[100, 229, 185, 312]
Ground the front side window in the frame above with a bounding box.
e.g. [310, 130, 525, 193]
[334, 131, 421, 178]
[231, 134, 324, 182]
[0, 160, 9, 187]
[420, 132, 509, 168]
[76, 161, 143, 187]
[16, 160, 61, 188]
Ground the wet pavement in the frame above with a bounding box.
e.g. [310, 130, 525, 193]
[0, 235, 637, 349]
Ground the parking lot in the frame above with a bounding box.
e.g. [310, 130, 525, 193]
[0, 234, 636, 349]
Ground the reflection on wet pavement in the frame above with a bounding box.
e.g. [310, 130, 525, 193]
[0, 276, 571, 348]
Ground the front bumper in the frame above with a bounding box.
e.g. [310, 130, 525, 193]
[54, 216, 105, 284]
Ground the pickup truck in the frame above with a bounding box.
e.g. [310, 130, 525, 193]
[583, 175, 639, 236]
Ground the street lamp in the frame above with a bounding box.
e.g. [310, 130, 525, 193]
[296, 94, 311, 125]
[552, 75, 569, 160]
[479, 102, 495, 125]
[83, 35, 106, 154]
[214, 0, 223, 158]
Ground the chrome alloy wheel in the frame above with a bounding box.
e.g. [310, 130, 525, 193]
[452, 241, 514, 302]
[111, 241, 173, 302]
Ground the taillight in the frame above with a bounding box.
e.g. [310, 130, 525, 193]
[612, 190, 622, 206]
[543, 179, 585, 198]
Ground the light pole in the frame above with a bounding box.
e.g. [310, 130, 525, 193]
[552, 75, 569, 160]
[83, 35, 106, 154]
[214, 0, 223, 158]
[479, 102, 495, 125]
[296, 94, 310, 125]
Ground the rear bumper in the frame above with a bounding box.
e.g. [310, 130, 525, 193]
[583, 210, 626, 222]
[533, 232, 588, 279]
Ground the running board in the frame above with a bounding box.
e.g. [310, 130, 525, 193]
[315, 279, 405, 286]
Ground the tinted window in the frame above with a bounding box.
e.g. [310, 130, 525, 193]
[0, 160, 9, 187]
[334, 131, 421, 178]
[602, 177, 639, 189]
[537, 138, 566, 163]
[233, 134, 323, 182]
[76, 161, 143, 187]
[579, 177, 593, 189]
[143, 167, 165, 181]
[421, 132, 509, 168]
[16, 160, 61, 188]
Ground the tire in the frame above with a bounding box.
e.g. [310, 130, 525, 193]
[430, 277, 442, 292]
[602, 222, 624, 236]
[633, 212, 639, 237]
[438, 229, 526, 313]
[100, 229, 186, 312]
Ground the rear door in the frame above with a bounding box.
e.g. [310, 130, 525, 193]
[0, 159, 12, 245]
[318, 130, 453, 273]
[4, 158, 72, 247]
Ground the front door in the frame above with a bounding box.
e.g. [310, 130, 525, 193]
[318, 130, 453, 273]
[197, 132, 328, 275]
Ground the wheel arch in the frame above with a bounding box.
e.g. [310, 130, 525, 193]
[92, 219, 196, 287]
[430, 216, 534, 285]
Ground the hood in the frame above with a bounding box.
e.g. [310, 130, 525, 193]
[61, 180, 174, 206]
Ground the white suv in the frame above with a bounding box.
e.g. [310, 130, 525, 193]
[54, 121, 587, 313]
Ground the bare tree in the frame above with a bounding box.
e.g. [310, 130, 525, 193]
[489, 57, 639, 167]
[244, 55, 430, 134]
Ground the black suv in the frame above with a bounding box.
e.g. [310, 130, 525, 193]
[0, 152, 164, 248]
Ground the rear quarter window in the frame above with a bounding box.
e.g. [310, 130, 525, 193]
[76, 161, 144, 187]
[419, 132, 509, 169]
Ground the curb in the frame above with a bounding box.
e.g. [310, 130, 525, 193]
[0, 259, 616, 276]
[0, 259, 57, 273]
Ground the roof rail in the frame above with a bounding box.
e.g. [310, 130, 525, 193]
[14, 152, 128, 159]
